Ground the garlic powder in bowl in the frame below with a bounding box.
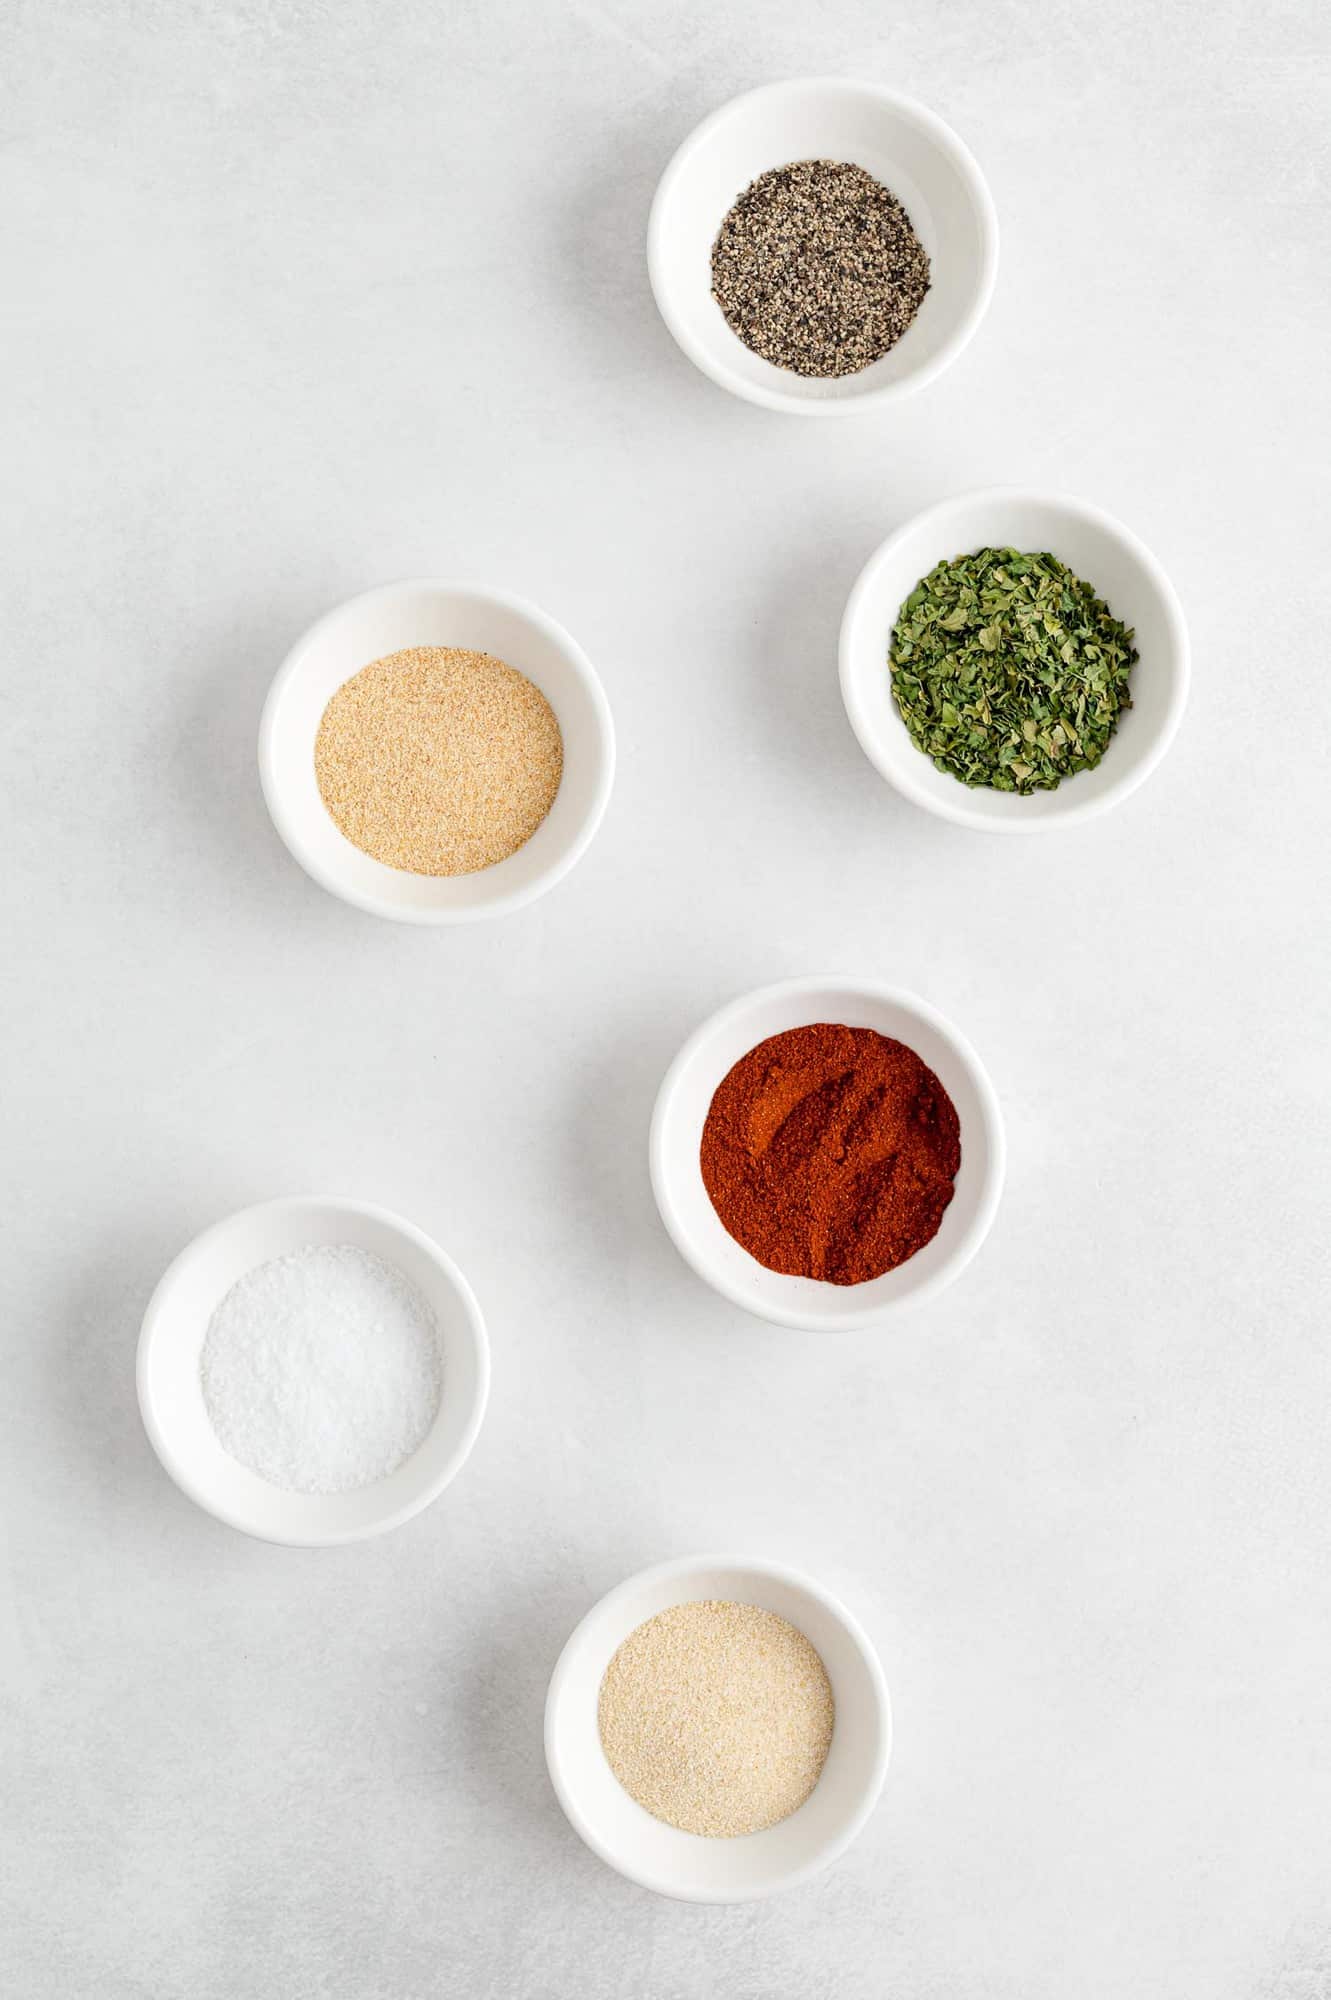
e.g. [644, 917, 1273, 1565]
[259, 581, 614, 924]
[314, 646, 563, 876]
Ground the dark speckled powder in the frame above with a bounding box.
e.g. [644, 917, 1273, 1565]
[710, 158, 931, 378]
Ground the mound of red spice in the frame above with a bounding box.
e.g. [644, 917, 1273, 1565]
[700, 1024, 961, 1286]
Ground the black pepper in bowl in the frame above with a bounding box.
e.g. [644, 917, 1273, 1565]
[710, 158, 931, 379]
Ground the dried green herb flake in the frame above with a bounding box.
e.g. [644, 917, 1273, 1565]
[888, 547, 1137, 794]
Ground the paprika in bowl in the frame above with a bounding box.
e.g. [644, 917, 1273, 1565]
[649, 978, 1004, 1331]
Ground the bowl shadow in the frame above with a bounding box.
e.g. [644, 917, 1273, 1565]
[175, 596, 369, 932]
[45, 1206, 224, 1527]
[557, 1011, 697, 1308]
[746, 529, 920, 838]
[442, 1572, 648, 1900]
[552, 90, 723, 399]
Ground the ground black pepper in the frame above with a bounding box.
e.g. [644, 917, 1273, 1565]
[710, 159, 931, 378]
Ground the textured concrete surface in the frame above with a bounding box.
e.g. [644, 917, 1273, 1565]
[3, 2, 1329, 1995]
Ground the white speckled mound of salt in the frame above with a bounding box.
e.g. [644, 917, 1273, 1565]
[200, 1244, 442, 1495]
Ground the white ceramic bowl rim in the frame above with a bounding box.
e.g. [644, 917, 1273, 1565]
[649, 976, 1005, 1331]
[544, 1553, 892, 1902]
[258, 579, 616, 922]
[136, 1196, 491, 1546]
[839, 486, 1191, 831]
[647, 77, 1000, 415]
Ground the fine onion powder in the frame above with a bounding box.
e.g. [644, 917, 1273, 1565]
[597, 1600, 835, 1838]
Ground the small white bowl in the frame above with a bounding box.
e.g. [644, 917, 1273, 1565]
[260, 581, 615, 922]
[650, 977, 1003, 1331]
[840, 488, 1190, 831]
[545, 1554, 891, 1902]
[137, 1197, 489, 1546]
[647, 78, 998, 416]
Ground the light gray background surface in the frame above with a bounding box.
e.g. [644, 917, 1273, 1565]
[3, 2, 1330, 1995]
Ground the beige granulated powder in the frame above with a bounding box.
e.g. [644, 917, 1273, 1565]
[314, 646, 563, 876]
[597, 1600, 835, 1838]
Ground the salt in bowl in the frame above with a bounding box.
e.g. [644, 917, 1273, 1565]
[137, 1196, 490, 1546]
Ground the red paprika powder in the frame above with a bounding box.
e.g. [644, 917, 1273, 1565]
[700, 1023, 961, 1285]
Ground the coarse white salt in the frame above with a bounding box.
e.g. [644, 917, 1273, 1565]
[200, 1244, 442, 1495]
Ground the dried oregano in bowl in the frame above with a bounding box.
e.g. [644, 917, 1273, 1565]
[889, 548, 1137, 792]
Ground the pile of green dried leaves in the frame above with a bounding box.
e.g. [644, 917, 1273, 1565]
[889, 547, 1137, 793]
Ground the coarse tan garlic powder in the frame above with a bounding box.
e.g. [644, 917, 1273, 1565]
[314, 645, 562, 876]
